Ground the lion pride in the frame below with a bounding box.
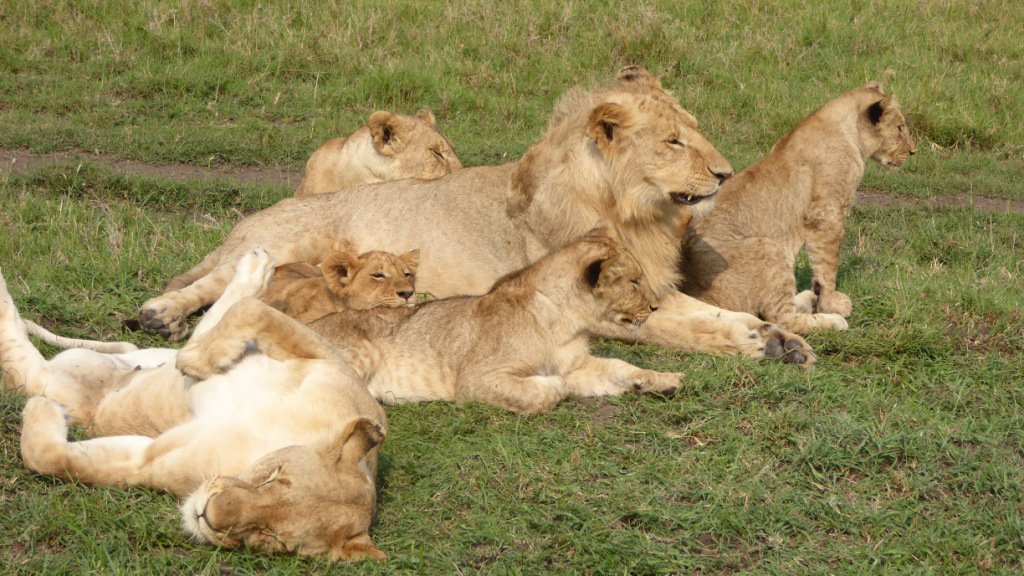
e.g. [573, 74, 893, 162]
[137, 67, 814, 364]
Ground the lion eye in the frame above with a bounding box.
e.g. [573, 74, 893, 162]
[630, 278, 641, 286]
[667, 138, 687, 148]
[404, 272, 413, 278]
[431, 148, 445, 160]
[898, 125, 905, 133]
[371, 272, 387, 280]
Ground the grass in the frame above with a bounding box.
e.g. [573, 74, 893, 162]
[1, 1, 1023, 574]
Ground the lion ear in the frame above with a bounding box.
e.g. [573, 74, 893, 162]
[864, 80, 883, 93]
[324, 417, 386, 471]
[866, 94, 894, 125]
[322, 248, 361, 294]
[615, 66, 662, 89]
[368, 111, 404, 154]
[415, 108, 437, 127]
[583, 257, 608, 289]
[332, 532, 387, 562]
[400, 249, 420, 273]
[587, 103, 632, 148]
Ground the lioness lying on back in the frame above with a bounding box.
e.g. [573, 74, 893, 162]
[296, 109, 462, 197]
[261, 241, 419, 323]
[2, 252, 387, 561]
[200, 230, 681, 414]
[680, 83, 915, 334]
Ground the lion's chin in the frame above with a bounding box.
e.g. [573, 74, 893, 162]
[669, 188, 719, 206]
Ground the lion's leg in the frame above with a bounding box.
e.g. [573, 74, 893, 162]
[177, 298, 344, 380]
[141, 235, 346, 341]
[459, 370, 568, 414]
[804, 200, 852, 317]
[758, 273, 849, 335]
[593, 291, 816, 366]
[21, 396, 152, 487]
[191, 248, 276, 339]
[564, 355, 680, 398]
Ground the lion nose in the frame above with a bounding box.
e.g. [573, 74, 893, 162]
[397, 290, 414, 300]
[710, 168, 732, 184]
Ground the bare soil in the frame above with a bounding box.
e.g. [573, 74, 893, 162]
[3, 148, 1022, 214]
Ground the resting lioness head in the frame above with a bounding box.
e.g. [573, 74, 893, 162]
[859, 83, 916, 168]
[183, 418, 386, 561]
[297, 108, 462, 197]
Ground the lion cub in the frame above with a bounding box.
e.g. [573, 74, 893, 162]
[296, 108, 462, 197]
[305, 229, 682, 414]
[680, 82, 915, 334]
[261, 241, 419, 324]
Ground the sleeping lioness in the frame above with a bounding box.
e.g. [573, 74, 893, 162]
[1, 251, 387, 561]
[296, 108, 462, 197]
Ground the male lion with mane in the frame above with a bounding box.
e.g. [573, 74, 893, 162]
[680, 82, 915, 333]
[1, 252, 388, 562]
[296, 108, 462, 197]
[137, 67, 814, 364]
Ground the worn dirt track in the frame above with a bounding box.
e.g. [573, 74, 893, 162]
[2, 147, 1022, 214]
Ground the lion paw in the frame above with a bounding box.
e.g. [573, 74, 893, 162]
[793, 290, 817, 314]
[176, 337, 252, 380]
[226, 248, 276, 299]
[138, 299, 189, 341]
[817, 291, 852, 317]
[630, 370, 681, 397]
[759, 324, 816, 367]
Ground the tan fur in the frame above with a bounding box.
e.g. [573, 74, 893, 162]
[680, 83, 916, 334]
[309, 231, 681, 413]
[296, 109, 462, 197]
[138, 67, 815, 365]
[2, 253, 387, 561]
[261, 241, 419, 324]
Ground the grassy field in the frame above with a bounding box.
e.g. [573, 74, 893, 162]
[2, 1, 1023, 574]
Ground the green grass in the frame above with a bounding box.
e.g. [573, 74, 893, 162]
[1, 0, 1022, 198]
[2, 1, 1023, 573]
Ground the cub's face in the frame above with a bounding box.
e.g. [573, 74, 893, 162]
[872, 105, 916, 168]
[324, 249, 420, 310]
[181, 419, 385, 562]
[592, 248, 659, 328]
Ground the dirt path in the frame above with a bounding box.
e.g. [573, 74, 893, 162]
[3, 147, 1022, 214]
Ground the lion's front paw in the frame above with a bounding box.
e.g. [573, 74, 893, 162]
[176, 338, 251, 380]
[793, 290, 817, 314]
[759, 324, 817, 367]
[817, 291, 852, 317]
[138, 299, 189, 341]
[227, 248, 276, 298]
[630, 370, 681, 398]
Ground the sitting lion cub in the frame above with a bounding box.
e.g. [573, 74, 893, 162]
[680, 82, 915, 334]
[2, 251, 387, 561]
[296, 108, 462, 197]
[297, 229, 683, 414]
[260, 241, 419, 324]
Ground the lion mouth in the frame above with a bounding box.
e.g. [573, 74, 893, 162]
[669, 189, 718, 206]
